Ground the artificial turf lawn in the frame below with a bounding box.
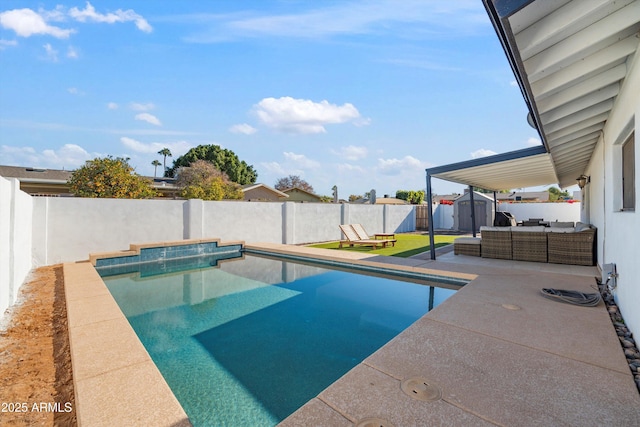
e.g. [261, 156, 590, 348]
[307, 233, 457, 258]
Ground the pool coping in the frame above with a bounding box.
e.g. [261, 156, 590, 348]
[64, 240, 640, 426]
[65, 238, 243, 427]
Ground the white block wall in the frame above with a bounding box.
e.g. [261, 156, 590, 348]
[0, 177, 33, 315]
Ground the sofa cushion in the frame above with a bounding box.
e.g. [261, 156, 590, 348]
[511, 226, 546, 232]
[575, 222, 592, 232]
[545, 227, 575, 233]
[550, 221, 575, 228]
[480, 226, 510, 232]
[454, 237, 481, 244]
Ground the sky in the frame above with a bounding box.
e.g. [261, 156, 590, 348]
[0, 0, 552, 198]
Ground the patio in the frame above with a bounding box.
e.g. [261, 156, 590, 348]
[266, 243, 640, 426]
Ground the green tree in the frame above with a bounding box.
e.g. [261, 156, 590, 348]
[177, 160, 243, 201]
[348, 194, 362, 202]
[274, 175, 314, 193]
[166, 145, 257, 185]
[548, 186, 570, 201]
[151, 159, 162, 178]
[158, 148, 172, 174]
[396, 190, 425, 204]
[68, 156, 157, 199]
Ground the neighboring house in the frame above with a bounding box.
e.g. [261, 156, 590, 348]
[0, 165, 72, 196]
[432, 194, 462, 205]
[0, 165, 179, 198]
[351, 194, 410, 205]
[373, 196, 408, 205]
[241, 183, 289, 202]
[281, 187, 323, 203]
[426, 1, 640, 337]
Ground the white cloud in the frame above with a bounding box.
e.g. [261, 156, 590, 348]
[377, 155, 425, 175]
[107, 102, 119, 110]
[260, 161, 287, 176]
[0, 39, 18, 49]
[510, 80, 518, 87]
[229, 123, 257, 135]
[120, 137, 192, 155]
[283, 152, 320, 169]
[184, 1, 486, 43]
[67, 87, 84, 95]
[0, 143, 95, 169]
[260, 151, 320, 181]
[331, 145, 368, 161]
[67, 45, 78, 58]
[43, 43, 58, 61]
[470, 148, 497, 159]
[526, 137, 541, 146]
[0, 8, 75, 38]
[68, 2, 152, 33]
[337, 163, 366, 173]
[135, 113, 162, 126]
[130, 102, 155, 111]
[253, 97, 366, 134]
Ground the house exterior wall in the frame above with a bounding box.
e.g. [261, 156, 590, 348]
[242, 187, 284, 201]
[587, 49, 640, 337]
[0, 177, 33, 315]
[283, 188, 321, 202]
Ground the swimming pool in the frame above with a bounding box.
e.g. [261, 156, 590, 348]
[99, 252, 458, 426]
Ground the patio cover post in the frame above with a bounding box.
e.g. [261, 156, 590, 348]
[493, 191, 497, 225]
[426, 170, 436, 260]
[469, 185, 477, 238]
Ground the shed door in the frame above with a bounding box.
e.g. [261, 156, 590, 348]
[458, 200, 487, 232]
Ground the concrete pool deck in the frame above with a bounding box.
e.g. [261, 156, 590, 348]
[254, 243, 640, 427]
[64, 242, 640, 426]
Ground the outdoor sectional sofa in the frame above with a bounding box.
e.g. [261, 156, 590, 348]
[455, 222, 597, 266]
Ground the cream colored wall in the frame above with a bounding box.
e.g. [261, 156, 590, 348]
[587, 49, 640, 337]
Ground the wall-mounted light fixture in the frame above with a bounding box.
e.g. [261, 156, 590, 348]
[576, 174, 590, 189]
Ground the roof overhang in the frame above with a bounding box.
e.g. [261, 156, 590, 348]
[435, 1, 640, 190]
[482, 0, 640, 188]
[427, 145, 558, 191]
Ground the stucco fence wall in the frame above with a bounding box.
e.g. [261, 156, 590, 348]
[496, 202, 580, 224]
[428, 201, 580, 230]
[1, 192, 415, 318]
[33, 198, 416, 265]
[0, 177, 33, 315]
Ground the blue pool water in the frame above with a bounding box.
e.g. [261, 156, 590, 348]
[99, 253, 457, 426]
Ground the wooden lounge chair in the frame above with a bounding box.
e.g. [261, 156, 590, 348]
[338, 224, 394, 249]
[351, 223, 396, 247]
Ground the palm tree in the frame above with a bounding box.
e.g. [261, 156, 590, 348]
[151, 160, 162, 178]
[157, 148, 172, 176]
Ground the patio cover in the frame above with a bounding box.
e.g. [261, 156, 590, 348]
[427, 145, 557, 192]
[425, 0, 640, 258]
